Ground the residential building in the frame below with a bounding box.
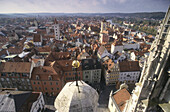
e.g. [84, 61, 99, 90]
[56, 60, 83, 83]
[119, 61, 140, 84]
[0, 62, 33, 90]
[82, 59, 101, 84]
[32, 58, 45, 67]
[111, 40, 123, 54]
[30, 66, 63, 96]
[123, 42, 140, 50]
[108, 86, 131, 112]
[104, 59, 120, 85]
[114, 51, 126, 62]
[97, 45, 110, 59]
[100, 33, 109, 43]
[33, 34, 42, 47]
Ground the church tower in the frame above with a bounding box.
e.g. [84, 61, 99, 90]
[53, 19, 60, 40]
[125, 6, 170, 112]
[100, 19, 107, 33]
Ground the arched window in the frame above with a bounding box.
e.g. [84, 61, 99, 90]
[48, 76, 52, 80]
[36, 75, 39, 80]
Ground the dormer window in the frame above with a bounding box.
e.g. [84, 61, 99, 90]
[49, 76, 52, 80]
[65, 63, 69, 67]
[36, 75, 39, 80]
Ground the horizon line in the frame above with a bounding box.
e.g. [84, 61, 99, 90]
[0, 11, 166, 14]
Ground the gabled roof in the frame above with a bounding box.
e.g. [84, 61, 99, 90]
[113, 88, 131, 111]
[98, 45, 107, 56]
[31, 66, 61, 80]
[44, 52, 72, 66]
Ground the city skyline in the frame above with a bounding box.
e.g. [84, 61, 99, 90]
[0, 0, 169, 14]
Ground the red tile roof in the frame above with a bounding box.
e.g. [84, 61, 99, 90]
[113, 89, 131, 111]
[33, 34, 41, 42]
[44, 52, 72, 66]
[1, 62, 32, 73]
[119, 61, 140, 72]
[31, 66, 61, 80]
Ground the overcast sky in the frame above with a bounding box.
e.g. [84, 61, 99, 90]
[0, 0, 169, 13]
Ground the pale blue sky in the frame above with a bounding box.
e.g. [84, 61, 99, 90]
[0, 0, 169, 13]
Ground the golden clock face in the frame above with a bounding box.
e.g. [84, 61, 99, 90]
[72, 60, 80, 68]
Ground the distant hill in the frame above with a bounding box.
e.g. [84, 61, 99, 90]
[0, 12, 166, 19]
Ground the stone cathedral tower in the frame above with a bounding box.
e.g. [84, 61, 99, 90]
[124, 7, 170, 112]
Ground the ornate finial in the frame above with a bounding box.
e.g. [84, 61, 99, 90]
[72, 60, 80, 86]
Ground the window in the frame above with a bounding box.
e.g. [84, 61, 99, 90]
[57, 88, 59, 90]
[51, 88, 53, 90]
[33, 82, 36, 84]
[69, 73, 71, 75]
[56, 82, 58, 85]
[50, 82, 52, 85]
[44, 82, 46, 85]
[37, 82, 40, 84]
[85, 76, 88, 78]
[65, 73, 67, 75]
[22, 73, 28, 77]
[39, 87, 41, 90]
[45, 88, 47, 90]
[48, 76, 52, 80]
[1, 78, 4, 81]
[1, 73, 6, 76]
[36, 75, 39, 80]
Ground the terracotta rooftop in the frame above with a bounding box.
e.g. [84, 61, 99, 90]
[56, 60, 82, 72]
[36, 46, 51, 53]
[33, 34, 41, 42]
[113, 88, 131, 111]
[119, 61, 140, 72]
[7, 47, 23, 54]
[44, 52, 72, 66]
[31, 66, 61, 80]
[1, 62, 32, 73]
